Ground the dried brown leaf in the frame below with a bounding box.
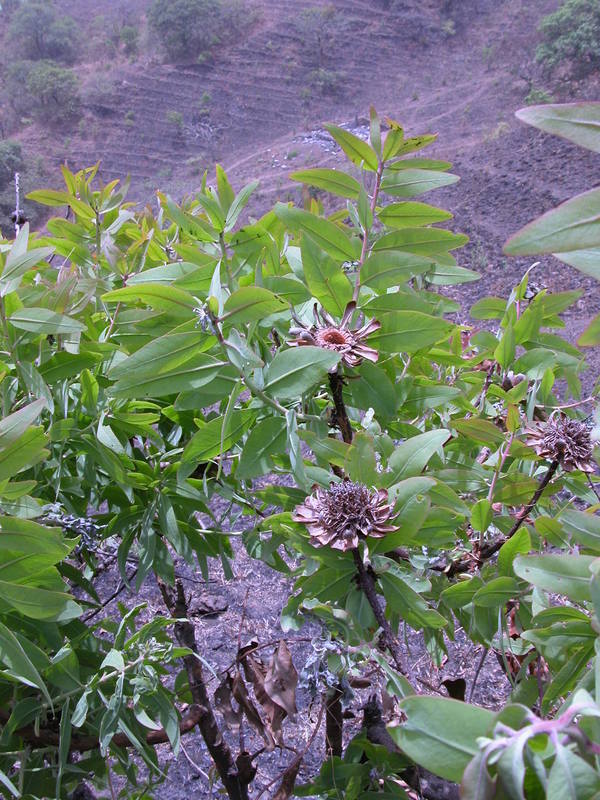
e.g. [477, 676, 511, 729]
[264, 640, 298, 720]
[232, 672, 275, 751]
[214, 672, 241, 731]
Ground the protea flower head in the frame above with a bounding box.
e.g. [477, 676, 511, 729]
[524, 413, 594, 472]
[292, 481, 396, 551]
[288, 302, 380, 369]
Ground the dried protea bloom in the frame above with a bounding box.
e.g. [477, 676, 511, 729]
[524, 413, 594, 472]
[293, 481, 396, 551]
[288, 301, 380, 368]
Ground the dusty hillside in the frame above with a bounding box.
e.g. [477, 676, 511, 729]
[16, 0, 589, 329]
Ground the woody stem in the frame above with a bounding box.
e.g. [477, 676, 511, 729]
[328, 371, 353, 444]
[352, 548, 408, 676]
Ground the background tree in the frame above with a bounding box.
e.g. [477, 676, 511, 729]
[148, 0, 225, 61]
[25, 60, 80, 119]
[536, 0, 600, 74]
[8, 0, 80, 64]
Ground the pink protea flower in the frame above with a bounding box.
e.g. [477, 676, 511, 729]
[293, 481, 396, 551]
[288, 302, 380, 368]
[524, 413, 594, 473]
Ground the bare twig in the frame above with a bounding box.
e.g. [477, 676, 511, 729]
[468, 649, 488, 702]
[157, 578, 251, 800]
[352, 549, 407, 675]
[328, 371, 353, 444]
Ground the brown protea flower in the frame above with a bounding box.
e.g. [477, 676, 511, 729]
[288, 301, 380, 368]
[292, 481, 396, 551]
[524, 413, 594, 472]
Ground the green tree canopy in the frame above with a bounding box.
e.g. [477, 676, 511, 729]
[8, 0, 80, 63]
[536, 0, 600, 73]
[148, 0, 224, 60]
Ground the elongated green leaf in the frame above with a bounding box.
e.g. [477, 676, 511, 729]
[1, 246, 54, 296]
[0, 399, 47, 448]
[392, 696, 494, 782]
[427, 264, 479, 284]
[360, 251, 433, 290]
[344, 432, 378, 485]
[324, 124, 379, 170]
[377, 201, 452, 228]
[347, 361, 397, 417]
[108, 333, 224, 397]
[237, 416, 287, 479]
[0, 620, 52, 704]
[223, 287, 288, 325]
[26, 189, 96, 219]
[0, 517, 70, 560]
[379, 571, 447, 629]
[381, 169, 459, 198]
[560, 508, 600, 553]
[547, 744, 600, 800]
[289, 168, 361, 199]
[299, 430, 350, 467]
[274, 203, 360, 262]
[102, 283, 197, 314]
[225, 180, 259, 231]
[9, 308, 86, 335]
[373, 227, 468, 256]
[386, 430, 450, 485]
[516, 102, 600, 153]
[504, 187, 600, 256]
[387, 134, 438, 160]
[301, 237, 352, 315]
[368, 311, 455, 353]
[555, 248, 600, 280]
[265, 346, 340, 400]
[127, 261, 215, 291]
[0, 579, 82, 621]
[472, 577, 519, 608]
[578, 312, 600, 346]
[0, 427, 48, 481]
[454, 418, 505, 446]
[182, 410, 256, 464]
[514, 554, 594, 602]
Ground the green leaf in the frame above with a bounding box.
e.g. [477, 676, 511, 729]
[108, 333, 224, 398]
[387, 133, 438, 159]
[223, 287, 288, 325]
[225, 180, 260, 231]
[380, 169, 459, 197]
[274, 203, 360, 262]
[504, 187, 600, 256]
[377, 201, 452, 228]
[472, 577, 520, 608]
[516, 102, 600, 153]
[547, 744, 600, 800]
[494, 325, 515, 368]
[265, 346, 340, 401]
[0, 399, 47, 448]
[471, 499, 492, 534]
[470, 297, 507, 319]
[9, 308, 86, 335]
[427, 264, 479, 285]
[237, 417, 287, 479]
[498, 528, 531, 576]
[379, 571, 447, 629]
[560, 508, 600, 553]
[368, 311, 455, 353]
[373, 227, 468, 257]
[102, 283, 197, 314]
[182, 410, 256, 464]
[299, 430, 350, 467]
[386, 430, 450, 484]
[578, 312, 600, 346]
[392, 696, 494, 782]
[301, 237, 353, 315]
[344, 432, 378, 485]
[514, 554, 595, 603]
[0, 579, 82, 621]
[347, 361, 397, 418]
[0, 245, 54, 296]
[454, 418, 505, 446]
[0, 426, 48, 481]
[323, 124, 379, 171]
[555, 248, 600, 280]
[0, 620, 52, 705]
[26, 189, 96, 219]
[360, 251, 433, 290]
[290, 168, 361, 199]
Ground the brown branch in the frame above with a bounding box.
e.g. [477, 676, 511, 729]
[325, 685, 344, 757]
[158, 578, 251, 800]
[352, 549, 408, 675]
[439, 460, 560, 578]
[328, 371, 353, 444]
[0, 705, 202, 752]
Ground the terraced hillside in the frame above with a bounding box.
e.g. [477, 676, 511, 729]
[14, 0, 600, 317]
